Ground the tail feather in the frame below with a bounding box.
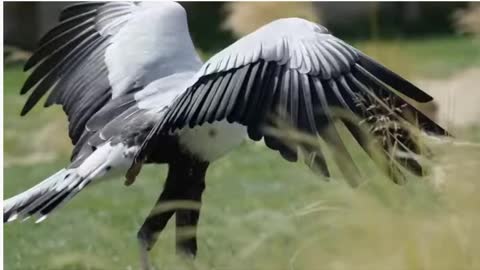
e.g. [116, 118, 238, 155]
[4, 142, 135, 223]
[4, 169, 70, 222]
[3, 170, 90, 223]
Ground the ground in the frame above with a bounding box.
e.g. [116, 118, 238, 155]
[4, 36, 480, 270]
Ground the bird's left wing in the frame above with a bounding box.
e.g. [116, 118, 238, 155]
[20, 2, 201, 147]
[133, 18, 447, 174]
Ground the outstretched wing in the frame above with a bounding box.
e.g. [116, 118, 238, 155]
[20, 2, 201, 148]
[134, 18, 447, 174]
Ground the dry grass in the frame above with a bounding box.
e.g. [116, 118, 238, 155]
[185, 101, 480, 270]
[15, 129, 480, 270]
[7, 134, 480, 270]
[255, 122, 480, 270]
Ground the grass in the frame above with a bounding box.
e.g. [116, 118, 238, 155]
[4, 36, 480, 270]
[353, 36, 480, 79]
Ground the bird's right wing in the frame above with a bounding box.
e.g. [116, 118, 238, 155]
[20, 2, 201, 150]
[132, 18, 448, 178]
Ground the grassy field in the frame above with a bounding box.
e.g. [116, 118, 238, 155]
[4, 36, 480, 270]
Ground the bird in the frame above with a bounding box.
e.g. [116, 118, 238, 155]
[3, 2, 448, 269]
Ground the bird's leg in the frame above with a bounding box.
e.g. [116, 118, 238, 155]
[137, 185, 177, 270]
[136, 156, 209, 269]
[175, 177, 205, 257]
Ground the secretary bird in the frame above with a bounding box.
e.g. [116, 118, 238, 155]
[4, 2, 447, 269]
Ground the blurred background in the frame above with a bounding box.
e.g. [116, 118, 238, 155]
[4, 2, 480, 270]
[3, 2, 477, 50]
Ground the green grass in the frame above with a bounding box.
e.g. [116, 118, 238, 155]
[353, 36, 480, 79]
[4, 36, 480, 270]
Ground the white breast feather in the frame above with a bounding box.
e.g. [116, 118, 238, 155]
[177, 121, 247, 162]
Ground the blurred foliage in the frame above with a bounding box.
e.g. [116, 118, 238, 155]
[4, 46, 31, 67]
[454, 3, 480, 37]
[3, 2, 473, 55]
[182, 2, 235, 54]
[182, 2, 470, 53]
[363, 2, 467, 38]
[222, 2, 320, 38]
